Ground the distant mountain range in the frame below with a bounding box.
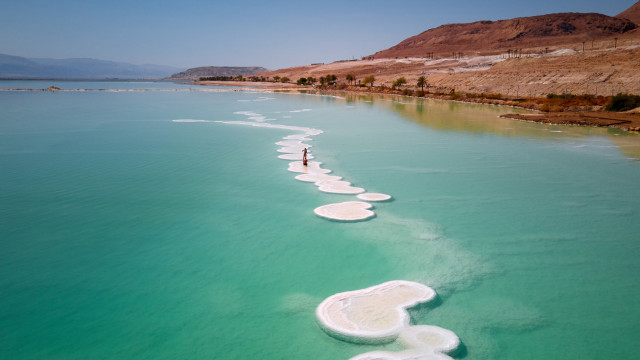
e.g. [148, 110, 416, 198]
[166, 66, 269, 80]
[0, 53, 185, 79]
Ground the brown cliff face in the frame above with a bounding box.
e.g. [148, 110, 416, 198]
[616, 1, 640, 24]
[370, 12, 636, 59]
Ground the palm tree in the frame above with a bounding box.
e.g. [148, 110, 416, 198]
[363, 75, 375, 87]
[417, 76, 427, 91]
[392, 77, 407, 89]
[346, 74, 354, 85]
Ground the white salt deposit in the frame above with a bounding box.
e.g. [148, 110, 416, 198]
[278, 153, 314, 161]
[316, 280, 437, 343]
[276, 140, 311, 154]
[349, 326, 460, 360]
[295, 173, 342, 183]
[357, 193, 392, 202]
[313, 201, 375, 222]
[216, 121, 323, 136]
[399, 325, 459, 353]
[172, 119, 211, 122]
[316, 180, 365, 194]
[288, 161, 331, 174]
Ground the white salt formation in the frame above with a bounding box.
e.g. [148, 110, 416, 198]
[315, 280, 436, 343]
[276, 140, 311, 154]
[278, 153, 314, 161]
[313, 201, 375, 222]
[295, 173, 342, 183]
[288, 161, 331, 174]
[216, 120, 323, 136]
[357, 193, 392, 202]
[216, 114, 392, 222]
[283, 134, 311, 141]
[172, 119, 211, 122]
[316, 180, 365, 195]
[349, 325, 460, 360]
[399, 325, 459, 354]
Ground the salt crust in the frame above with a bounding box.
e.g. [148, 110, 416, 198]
[278, 153, 314, 161]
[172, 119, 211, 122]
[313, 201, 374, 222]
[295, 173, 342, 183]
[288, 161, 331, 174]
[349, 325, 460, 360]
[283, 134, 311, 141]
[357, 193, 392, 202]
[216, 121, 323, 136]
[316, 280, 437, 343]
[316, 180, 365, 194]
[275, 140, 311, 148]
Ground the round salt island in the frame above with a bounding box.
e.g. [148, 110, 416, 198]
[399, 325, 460, 353]
[315, 280, 437, 343]
[288, 161, 331, 174]
[349, 325, 460, 360]
[313, 201, 374, 222]
[316, 180, 365, 195]
[295, 173, 342, 183]
[357, 193, 392, 202]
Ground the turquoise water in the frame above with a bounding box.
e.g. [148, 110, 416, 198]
[1, 85, 639, 359]
[0, 79, 213, 90]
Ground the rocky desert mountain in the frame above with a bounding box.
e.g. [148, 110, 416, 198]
[616, 1, 640, 23]
[368, 12, 636, 59]
[167, 66, 268, 80]
[257, 2, 640, 96]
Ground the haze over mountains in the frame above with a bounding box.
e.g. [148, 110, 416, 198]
[166, 66, 269, 80]
[0, 53, 185, 79]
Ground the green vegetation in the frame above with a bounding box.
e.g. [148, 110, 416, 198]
[281, 77, 290, 83]
[417, 76, 427, 91]
[363, 75, 375, 87]
[199, 76, 237, 81]
[346, 74, 355, 85]
[605, 93, 640, 112]
[392, 77, 407, 89]
[297, 78, 307, 85]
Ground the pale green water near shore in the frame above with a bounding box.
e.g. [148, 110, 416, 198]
[1, 82, 639, 359]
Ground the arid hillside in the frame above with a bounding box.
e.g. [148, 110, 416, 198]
[257, 2, 640, 97]
[369, 12, 636, 59]
[617, 1, 640, 23]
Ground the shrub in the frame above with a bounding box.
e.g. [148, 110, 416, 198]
[605, 93, 640, 112]
[485, 93, 503, 100]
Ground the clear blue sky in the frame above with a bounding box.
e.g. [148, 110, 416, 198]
[1, 0, 636, 70]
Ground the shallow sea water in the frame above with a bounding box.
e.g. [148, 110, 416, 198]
[1, 82, 639, 359]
